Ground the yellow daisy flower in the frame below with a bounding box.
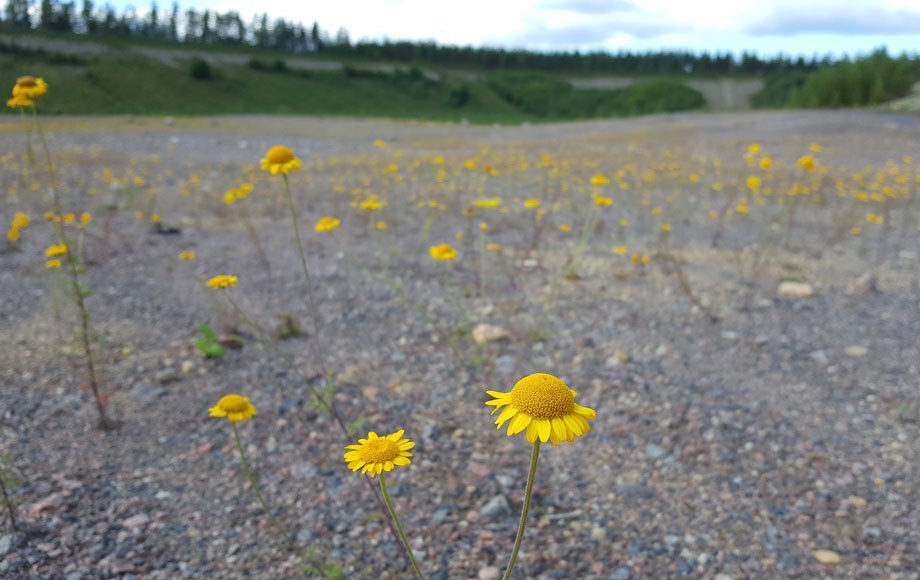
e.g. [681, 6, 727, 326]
[12, 76, 48, 99]
[178, 251, 196, 260]
[260, 145, 302, 175]
[314, 216, 341, 232]
[429, 243, 458, 261]
[344, 430, 415, 478]
[46, 259, 62, 268]
[207, 274, 238, 288]
[486, 373, 596, 446]
[473, 197, 501, 209]
[45, 243, 68, 257]
[209, 394, 257, 423]
[6, 94, 32, 109]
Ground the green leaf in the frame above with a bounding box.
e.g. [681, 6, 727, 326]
[196, 322, 218, 342]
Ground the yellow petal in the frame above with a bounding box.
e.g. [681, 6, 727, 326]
[495, 405, 518, 428]
[385, 461, 394, 471]
[574, 403, 597, 419]
[563, 414, 584, 436]
[398, 441, 415, 450]
[537, 419, 551, 442]
[389, 430, 405, 441]
[508, 412, 532, 435]
[393, 456, 411, 466]
[525, 420, 539, 443]
[550, 417, 567, 442]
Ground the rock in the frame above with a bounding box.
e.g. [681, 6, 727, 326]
[813, 549, 840, 564]
[606, 351, 629, 368]
[28, 492, 65, 516]
[122, 513, 150, 531]
[590, 526, 606, 540]
[777, 281, 814, 298]
[846, 496, 867, 509]
[478, 566, 501, 580]
[472, 324, 510, 345]
[714, 575, 734, 580]
[847, 272, 878, 295]
[644, 444, 669, 460]
[808, 350, 829, 366]
[495, 354, 516, 375]
[130, 382, 166, 403]
[0, 534, 21, 557]
[154, 368, 179, 385]
[479, 495, 511, 521]
[721, 331, 739, 340]
[616, 483, 655, 499]
[611, 566, 632, 580]
[844, 345, 868, 358]
[180, 360, 196, 374]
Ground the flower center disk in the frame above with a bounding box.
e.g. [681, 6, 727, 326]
[509, 373, 575, 419]
[266, 146, 294, 165]
[220, 395, 249, 413]
[359, 439, 399, 463]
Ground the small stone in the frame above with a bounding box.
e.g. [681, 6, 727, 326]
[0, 534, 18, 557]
[778, 281, 814, 298]
[478, 566, 501, 580]
[809, 350, 830, 366]
[495, 354, 516, 375]
[814, 550, 841, 564]
[479, 495, 511, 521]
[606, 351, 629, 368]
[130, 382, 166, 402]
[847, 272, 878, 296]
[721, 331, 739, 340]
[845, 346, 868, 358]
[180, 360, 195, 374]
[846, 496, 867, 509]
[714, 575, 734, 580]
[611, 566, 632, 580]
[472, 324, 510, 345]
[590, 526, 606, 540]
[155, 368, 180, 384]
[122, 513, 150, 530]
[616, 483, 655, 499]
[645, 444, 669, 460]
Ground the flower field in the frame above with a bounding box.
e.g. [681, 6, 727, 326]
[1, 107, 919, 578]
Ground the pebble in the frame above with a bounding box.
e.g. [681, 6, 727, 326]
[809, 350, 830, 366]
[844, 345, 868, 358]
[777, 281, 814, 298]
[130, 382, 166, 402]
[478, 566, 501, 580]
[616, 483, 655, 499]
[180, 360, 195, 373]
[605, 351, 629, 368]
[479, 495, 511, 520]
[645, 444, 669, 460]
[611, 566, 631, 580]
[813, 549, 841, 564]
[472, 324, 510, 344]
[0, 534, 17, 557]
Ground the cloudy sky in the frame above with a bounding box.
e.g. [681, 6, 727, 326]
[192, 0, 920, 57]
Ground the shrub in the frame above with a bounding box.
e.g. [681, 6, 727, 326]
[789, 50, 920, 107]
[190, 57, 212, 81]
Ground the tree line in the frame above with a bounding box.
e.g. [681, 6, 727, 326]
[2, 0, 830, 75]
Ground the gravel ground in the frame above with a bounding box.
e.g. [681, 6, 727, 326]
[0, 111, 919, 579]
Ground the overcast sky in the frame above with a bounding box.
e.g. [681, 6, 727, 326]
[179, 0, 920, 57]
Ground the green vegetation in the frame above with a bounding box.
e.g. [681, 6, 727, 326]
[751, 50, 920, 109]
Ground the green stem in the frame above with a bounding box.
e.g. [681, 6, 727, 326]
[231, 423, 292, 546]
[502, 441, 541, 580]
[379, 473, 425, 580]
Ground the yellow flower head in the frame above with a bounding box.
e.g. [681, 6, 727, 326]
[260, 145, 302, 175]
[80, 212, 91, 225]
[797, 155, 816, 172]
[487, 243, 501, 251]
[209, 394, 257, 423]
[376, 221, 387, 230]
[46, 259, 62, 268]
[473, 197, 502, 209]
[207, 274, 238, 288]
[523, 199, 541, 209]
[223, 189, 239, 204]
[486, 373, 596, 446]
[178, 250, 196, 260]
[593, 196, 613, 207]
[590, 174, 610, 186]
[45, 243, 68, 257]
[7, 228, 20, 242]
[746, 175, 762, 190]
[560, 224, 571, 232]
[314, 216, 341, 232]
[6, 94, 33, 109]
[660, 223, 673, 232]
[479, 222, 489, 232]
[429, 243, 458, 261]
[12, 212, 30, 229]
[612, 245, 628, 255]
[12, 76, 48, 99]
[344, 430, 415, 478]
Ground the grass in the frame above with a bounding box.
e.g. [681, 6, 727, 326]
[1, 34, 707, 122]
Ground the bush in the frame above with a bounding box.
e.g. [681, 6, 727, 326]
[789, 50, 920, 108]
[613, 80, 706, 115]
[750, 72, 809, 108]
[447, 84, 471, 108]
[190, 57, 212, 81]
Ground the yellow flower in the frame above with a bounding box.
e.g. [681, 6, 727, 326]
[455, 231, 464, 241]
[223, 189, 239, 204]
[473, 197, 501, 209]
[865, 213, 884, 225]
[344, 430, 415, 478]
[12, 76, 48, 99]
[746, 175, 762, 190]
[465, 160, 476, 170]
[6, 94, 32, 109]
[809, 143, 822, 152]
[590, 174, 610, 185]
[523, 199, 541, 209]
[797, 155, 816, 172]
[80, 212, 91, 225]
[430, 244, 458, 261]
[178, 251, 196, 260]
[593, 196, 612, 207]
[486, 373, 596, 446]
[479, 222, 489, 232]
[736, 202, 750, 214]
[747, 143, 761, 154]
[376, 221, 387, 230]
[620, 218, 629, 228]
[209, 394, 257, 423]
[849, 227, 862, 235]
[207, 274, 238, 288]
[660, 223, 672, 232]
[132, 176, 145, 186]
[559, 224, 571, 233]
[63, 213, 75, 224]
[260, 145, 302, 175]
[314, 216, 341, 232]
[45, 243, 68, 257]
[373, 139, 388, 149]
[46, 259, 62, 268]
[688, 173, 700, 183]
[12, 212, 30, 229]
[7, 228, 20, 242]
[612, 246, 628, 255]
[150, 213, 161, 223]
[759, 157, 773, 169]
[487, 243, 501, 251]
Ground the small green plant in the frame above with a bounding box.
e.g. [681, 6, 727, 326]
[194, 322, 225, 358]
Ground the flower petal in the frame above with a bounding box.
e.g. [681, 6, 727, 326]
[495, 405, 518, 428]
[537, 418, 551, 442]
[507, 412, 532, 435]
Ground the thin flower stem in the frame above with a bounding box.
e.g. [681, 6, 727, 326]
[281, 174, 328, 375]
[32, 106, 113, 430]
[378, 473, 425, 580]
[231, 423, 292, 546]
[0, 472, 18, 531]
[502, 441, 541, 580]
